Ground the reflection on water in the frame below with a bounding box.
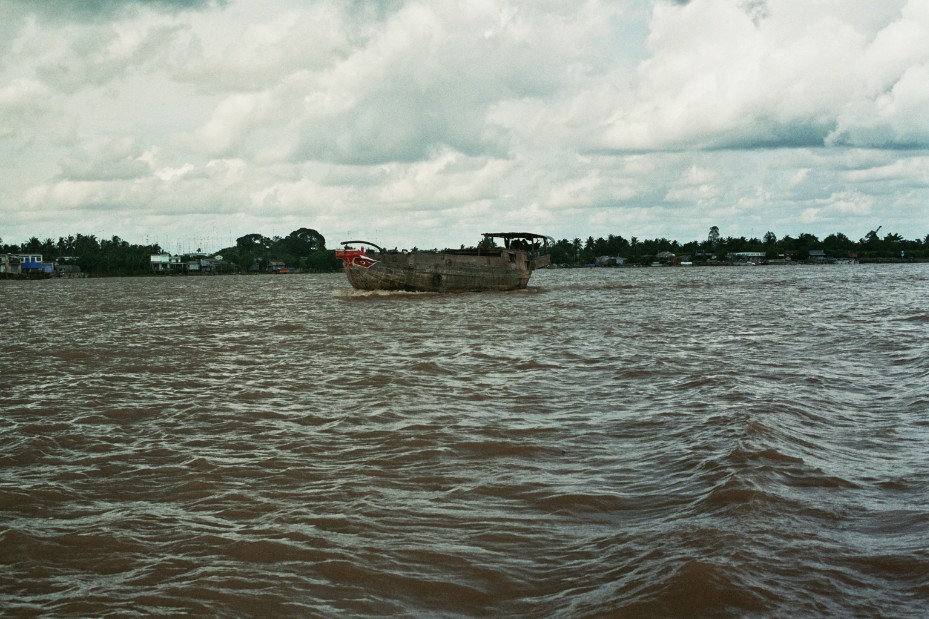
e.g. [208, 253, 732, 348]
[2, 265, 928, 616]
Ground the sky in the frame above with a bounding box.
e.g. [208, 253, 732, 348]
[2, 0, 928, 253]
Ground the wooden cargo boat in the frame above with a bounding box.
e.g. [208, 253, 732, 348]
[335, 232, 553, 292]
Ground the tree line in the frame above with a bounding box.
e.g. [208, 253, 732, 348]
[1, 233, 162, 276]
[222, 228, 342, 273]
[0, 227, 341, 276]
[3, 226, 927, 276]
[547, 227, 929, 265]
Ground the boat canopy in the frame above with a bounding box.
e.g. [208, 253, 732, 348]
[482, 232, 554, 248]
[340, 240, 385, 253]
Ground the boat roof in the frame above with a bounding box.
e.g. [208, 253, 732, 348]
[482, 232, 550, 240]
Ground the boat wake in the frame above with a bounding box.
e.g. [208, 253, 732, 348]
[334, 288, 440, 299]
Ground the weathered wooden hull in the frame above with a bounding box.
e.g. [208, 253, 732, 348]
[343, 249, 550, 292]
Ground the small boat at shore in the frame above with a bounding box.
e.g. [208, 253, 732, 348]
[335, 232, 553, 292]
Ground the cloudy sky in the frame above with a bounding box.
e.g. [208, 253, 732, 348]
[2, 0, 928, 252]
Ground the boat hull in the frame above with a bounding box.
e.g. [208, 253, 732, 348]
[343, 249, 549, 292]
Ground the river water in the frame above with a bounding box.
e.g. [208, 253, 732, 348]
[2, 265, 927, 617]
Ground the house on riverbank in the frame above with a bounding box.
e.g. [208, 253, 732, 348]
[2, 253, 86, 278]
[150, 253, 230, 274]
[150, 253, 186, 273]
[1, 253, 56, 277]
[1, 253, 22, 275]
[728, 251, 766, 264]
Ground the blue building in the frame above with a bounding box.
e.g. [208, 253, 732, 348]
[18, 254, 43, 270]
[1, 254, 54, 275]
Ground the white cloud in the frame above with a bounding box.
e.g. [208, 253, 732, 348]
[799, 207, 820, 224]
[828, 63, 929, 147]
[156, 162, 195, 181]
[664, 165, 719, 203]
[27, 19, 186, 92]
[605, 0, 928, 151]
[179, 90, 275, 156]
[788, 168, 810, 188]
[818, 190, 874, 216]
[0, 79, 53, 138]
[844, 156, 929, 185]
[179, 4, 351, 90]
[58, 136, 151, 181]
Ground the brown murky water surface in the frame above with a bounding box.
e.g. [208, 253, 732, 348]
[2, 265, 928, 617]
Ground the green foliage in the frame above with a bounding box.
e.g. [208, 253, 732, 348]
[236, 233, 271, 252]
[4, 234, 164, 276]
[548, 229, 929, 265]
[68, 235, 161, 275]
[283, 227, 325, 255]
[5, 226, 928, 275]
[220, 227, 341, 273]
[2, 226, 345, 276]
